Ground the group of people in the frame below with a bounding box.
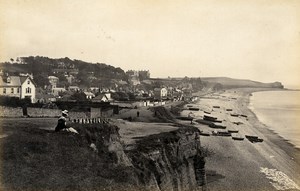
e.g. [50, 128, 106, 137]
[55, 110, 78, 134]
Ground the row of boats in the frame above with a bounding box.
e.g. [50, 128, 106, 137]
[199, 130, 264, 143]
[181, 106, 263, 143]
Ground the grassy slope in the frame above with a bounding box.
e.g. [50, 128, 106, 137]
[0, 120, 138, 191]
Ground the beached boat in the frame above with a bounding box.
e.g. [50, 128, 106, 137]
[240, 114, 248, 118]
[228, 130, 239, 133]
[209, 123, 226, 129]
[187, 105, 193, 107]
[233, 122, 243, 125]
[199, 132, 210, 136]
[204, 111, 211, 114]
[204, 115, 217, 120]
[204, 116, 222, 123]
[189, 108, 200, 111]
[196, 119, 214, 126]
[232, 136, 244, 141]
[203, 115, 222, 122]
[212, 130, 231, 137]
[230, 114, 239, 117]
[245, 135, 258, 139]
[218, 132, 231, 136]
[226, 109, 233, 111]
[176, 116, 193, 121]
[245, 135, 263, 143]
[213, 106, 220, 108]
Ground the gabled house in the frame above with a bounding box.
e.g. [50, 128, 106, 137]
[93, 92, 113, 102]
[92, 93, 110, 102]
[0, 75, 36, 103]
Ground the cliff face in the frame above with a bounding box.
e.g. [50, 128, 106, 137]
[80, 123, 206, 191]
[127, 129, 205, 191]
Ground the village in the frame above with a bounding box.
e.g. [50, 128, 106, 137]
[0, 57, 203, 118]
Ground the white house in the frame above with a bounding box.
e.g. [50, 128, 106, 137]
[153, 87, 168, 100]
[0, 75, 36, 103]
[48, 76, 59, 89]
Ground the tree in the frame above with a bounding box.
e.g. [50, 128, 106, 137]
[70, 92, 87, 101]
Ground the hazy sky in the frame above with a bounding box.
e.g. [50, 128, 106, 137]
[0, 0, 299, 87]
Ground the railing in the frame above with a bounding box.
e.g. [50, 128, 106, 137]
[69, 117, 110, 124]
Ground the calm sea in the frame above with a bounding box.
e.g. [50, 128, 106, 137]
[249, 90, 300, 148]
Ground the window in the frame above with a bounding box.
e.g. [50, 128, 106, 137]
[11, 88, 14, 94]
[17, 88, 20, 93]
[26, 87, 31, 94]
[3, 88, 6, 94]
[27, 80, 30, 85]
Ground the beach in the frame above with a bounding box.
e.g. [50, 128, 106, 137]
[109, 87, 300, 190]
[109, 88, 300, 190]
[183, 88, 300, 190]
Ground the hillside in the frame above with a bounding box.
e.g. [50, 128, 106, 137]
[0, 56, 127, 87]
[202, 77, 284, 89]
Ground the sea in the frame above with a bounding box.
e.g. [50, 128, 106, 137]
[249, 90, 300, 148]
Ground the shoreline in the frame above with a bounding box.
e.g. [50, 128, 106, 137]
[188, 87, 300, 190]
[244, 89, 300, 165]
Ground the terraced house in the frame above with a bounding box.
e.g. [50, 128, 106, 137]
[0, 75, 36, 103]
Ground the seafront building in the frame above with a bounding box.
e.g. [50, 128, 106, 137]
[0, 75, 36, 103]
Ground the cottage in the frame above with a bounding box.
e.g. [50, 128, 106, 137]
[153, 87, 168, 100]
[0, 75, 36, 103]
[92, 93, 110, 102]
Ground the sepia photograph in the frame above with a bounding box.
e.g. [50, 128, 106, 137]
[0, 0, 299, 190]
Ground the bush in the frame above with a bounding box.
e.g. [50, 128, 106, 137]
[0, 96, 31, 107]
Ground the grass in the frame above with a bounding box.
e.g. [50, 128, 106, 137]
[0, 118, 139, 191]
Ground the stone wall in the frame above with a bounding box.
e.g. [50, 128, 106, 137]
[0, 106, 89, 118]
[0, 106, 23, 117]
[27, 107, 61, 117]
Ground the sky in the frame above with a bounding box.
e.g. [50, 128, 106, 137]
[0, 0, 299, 88]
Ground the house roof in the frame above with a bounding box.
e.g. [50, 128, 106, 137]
[84, 92, 95, 96]
[0, 76, 36, 87]
[0, 76, 20, 86]
[93, 93, 108, 100]
[69, 86, 80, 90]
[48, 76, 58, 79]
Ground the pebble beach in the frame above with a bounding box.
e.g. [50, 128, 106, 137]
[182, 88, 300, 190]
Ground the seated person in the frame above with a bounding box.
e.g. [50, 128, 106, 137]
[55, 110, 78, 134]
